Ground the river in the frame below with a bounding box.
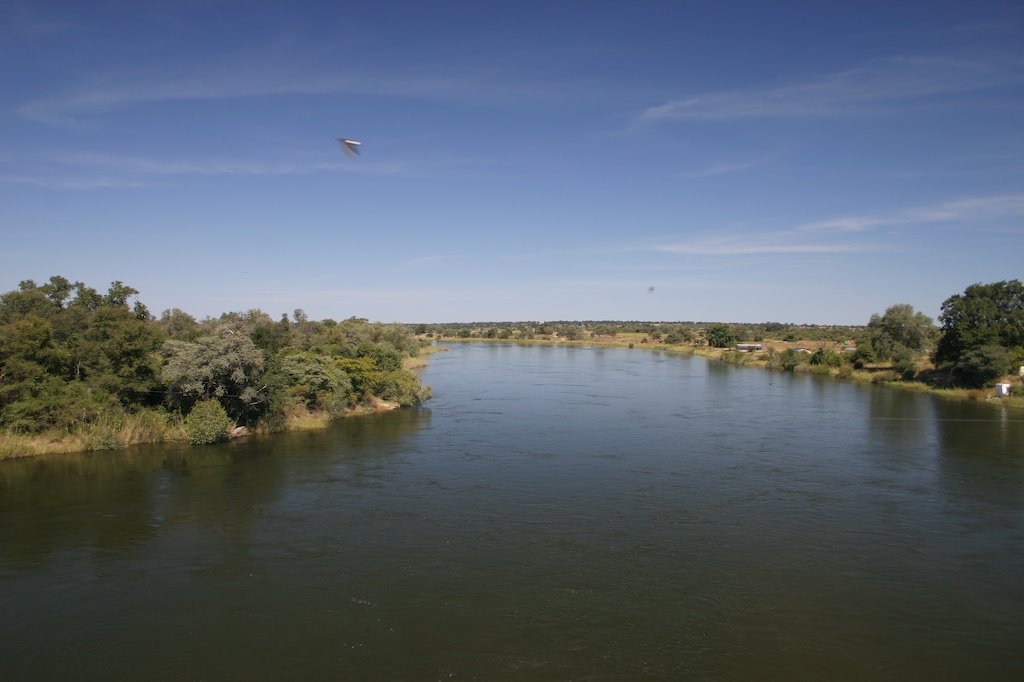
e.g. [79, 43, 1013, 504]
[2, 343, 1023, 679]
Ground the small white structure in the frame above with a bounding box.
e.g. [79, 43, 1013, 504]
[736, 343, 763, 352]
[995, 383, 1012, 397]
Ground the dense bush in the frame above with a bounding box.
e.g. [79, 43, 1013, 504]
[184, 400, 233, 445]
[810, 348, 844, 368]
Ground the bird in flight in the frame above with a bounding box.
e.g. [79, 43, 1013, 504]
[337, 138, 362, 158]
[648, 286, 655, 294]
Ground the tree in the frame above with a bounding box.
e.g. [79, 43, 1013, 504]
[866, 304, 934, 360]
[933, 280, 1024, 386]
[952, 345, 1013, 388]
[705, 323, 736, 348]
[161, 322, 266, 421]
[158, 308, 200, 340]
[274, 351, 353, 412]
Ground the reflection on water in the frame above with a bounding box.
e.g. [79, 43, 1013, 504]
[1, 344, 1022, 680]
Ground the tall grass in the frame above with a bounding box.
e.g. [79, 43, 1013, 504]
[0, 408, 187, 459]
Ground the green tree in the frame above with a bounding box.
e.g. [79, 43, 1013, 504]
[275, 351, 353, 412]
[158, 308, 201, 340]
[810, 347, 844, 368]
[705, 323, 736, 348]
[934, 280, 1024, 385]
[161, 322, 266, 421]
[866, 304, 934, 360]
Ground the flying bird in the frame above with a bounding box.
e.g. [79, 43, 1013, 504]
[648, 286, 655, 294]
[337, 138, 362, 158]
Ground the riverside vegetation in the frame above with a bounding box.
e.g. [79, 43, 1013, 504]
[0, 277, 432, 458]
[4, 277, 1022, 458]
[416, 280, 1024, 407]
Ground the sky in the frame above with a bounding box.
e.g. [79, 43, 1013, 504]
[1, 0, 1022, 324]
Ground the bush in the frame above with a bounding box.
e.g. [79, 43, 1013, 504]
[810, 348, 844, 368]
[778, 349, 807, 372]
[369, 370, 432, 406]
[184, 399, 233, 445]
[893, 350, 919, 381]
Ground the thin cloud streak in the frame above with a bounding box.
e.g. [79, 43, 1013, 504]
[640, 55, 1024, 123]
[655, 242, 863, 256]
[19, 68, 477, 126]
[643, 192, 1024, 258]
[685, 158, 768, 178]
[798, 193, 1024, 232]
[0, 174, 149, 189]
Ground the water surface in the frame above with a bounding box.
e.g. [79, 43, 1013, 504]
[2, 344, 1023, 679]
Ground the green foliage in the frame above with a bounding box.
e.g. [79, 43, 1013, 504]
[767, 348, 809, 372]
[2, 378, 117, 433]
[158, 308, 200, 341]
[274, 351, 353, 412]
[850, 337, 877, 368]
[935, 280, 1024, 386]
[892, 349, 919, 381]
[950, 345, 1013, 388]
[369, 370, 432, 405]
[705, 323, 736, 348]
[161, 322, 266, 420]
[866, 304, 934, 360]
[809, 347, 844, 368]
[184, 399, 233, 445]
[0, 276, 431, 448]
[663, 326, 694, 345]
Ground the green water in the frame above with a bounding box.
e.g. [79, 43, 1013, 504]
[2, 344, 1023, 679]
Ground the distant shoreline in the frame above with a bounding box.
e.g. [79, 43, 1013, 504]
[432, 335, 1024, 411]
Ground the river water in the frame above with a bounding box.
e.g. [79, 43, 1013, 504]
[2, 343, 1023, 679]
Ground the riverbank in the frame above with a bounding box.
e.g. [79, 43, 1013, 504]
[0, 346, 444, 461]
[433, 334, 1024, 410]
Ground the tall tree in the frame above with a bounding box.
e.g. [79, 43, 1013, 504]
[934, 280, 1024, 386]
[865, 304, 934, 360]
[161, 322, 266, 421]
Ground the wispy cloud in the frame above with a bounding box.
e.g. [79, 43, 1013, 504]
[0, 174, 148, 189]
[18, 67, 476, 126]
[798, 193, 1024, 232]
[685, 158, 769, 178]
[640, 56, 1024, 123]
[653, 238, 864, 256]
[642, 193, 1024, 257]
[0, 151, 406, 188]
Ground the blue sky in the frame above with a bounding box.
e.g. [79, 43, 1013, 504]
[2, 1, 1022, 324]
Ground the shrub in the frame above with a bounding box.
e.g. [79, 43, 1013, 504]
[810, 348, 844, 368]
[779, 349, 807, 372]
[184, 399, 233, 445]
[893, 349, 919, 381]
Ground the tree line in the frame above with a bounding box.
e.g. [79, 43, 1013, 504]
[0, 277, 431, 448]
[413, 280, 1024, 390]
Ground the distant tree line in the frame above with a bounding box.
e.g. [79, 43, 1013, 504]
[411, 279, 1024, 389]
[0, 277, 431, 448]
[413, 320, 866, 345]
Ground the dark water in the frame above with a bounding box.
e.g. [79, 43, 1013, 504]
[2, 344, 1023, 680]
